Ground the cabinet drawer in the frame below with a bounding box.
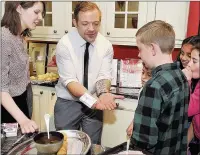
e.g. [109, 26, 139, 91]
[102, 110, 134, 147]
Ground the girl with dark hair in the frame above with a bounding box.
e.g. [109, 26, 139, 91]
[177, 35, 200, 69]
[1, 1, 46, 133]
[182, 37, 200, 155]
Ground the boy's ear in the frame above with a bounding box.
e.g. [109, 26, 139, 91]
[150, 43, 157, 56]
[72, 19, 78, 28]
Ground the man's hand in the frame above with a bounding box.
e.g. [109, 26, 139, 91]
[98, 93, 124, 110]
[126, 121, 134, 138]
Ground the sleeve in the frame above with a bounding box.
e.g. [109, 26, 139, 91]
[0, 38, 11, 93]
[188, 82, 200, 117]
[132, 85, 161, 149]
[95, 43, 114, 82]
[56, 40, 78, 87]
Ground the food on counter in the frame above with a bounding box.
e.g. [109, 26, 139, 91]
[57, 132, 68, 155]
[30, 72, 59, 82]
[30, 76, 37, 80]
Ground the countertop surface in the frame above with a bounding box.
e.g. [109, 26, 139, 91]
[1, 129, 108, 155]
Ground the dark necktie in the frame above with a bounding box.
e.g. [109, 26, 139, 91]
[83, 42, 90, 89]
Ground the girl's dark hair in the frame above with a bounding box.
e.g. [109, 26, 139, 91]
[1, 1, 46, 37]
[176, 35, 200, 69]
[191, 36, 200, 93]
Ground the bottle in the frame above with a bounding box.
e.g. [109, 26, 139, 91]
[36, 56, 45, 76]
[29, 57, 34, 76]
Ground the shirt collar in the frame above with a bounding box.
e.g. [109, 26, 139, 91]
[74, 28, 97, 47]
[151, 62, 180, 77]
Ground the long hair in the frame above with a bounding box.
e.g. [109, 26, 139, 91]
[1, 1, 46, 37]
[177, 35, 200, 69]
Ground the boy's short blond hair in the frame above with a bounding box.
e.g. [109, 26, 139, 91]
[136, 20, 175, 54]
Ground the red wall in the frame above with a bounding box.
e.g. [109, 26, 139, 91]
[113, 45, 180, 61]
[186, 1, 200, 37]
[113, 2, 199, 61]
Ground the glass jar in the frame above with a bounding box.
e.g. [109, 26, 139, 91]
[36, 56, 45, 76]
[29, 57, 34, 76]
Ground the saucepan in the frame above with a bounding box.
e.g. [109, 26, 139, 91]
[33, 131, 64, 154]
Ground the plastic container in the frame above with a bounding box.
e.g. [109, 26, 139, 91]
[36, 56, 45, 76]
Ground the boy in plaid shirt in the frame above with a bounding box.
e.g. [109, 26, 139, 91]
[131, 20, 189, 155]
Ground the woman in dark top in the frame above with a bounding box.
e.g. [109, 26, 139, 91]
[1, 1, 46, 133]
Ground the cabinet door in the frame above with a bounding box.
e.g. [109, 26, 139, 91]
[155, 2, 189, 46]
[102, 110, 134, 147]
[48, 90, 57, 131]
[32, 87, 49, 131]
[48, 90, 57, 116]
[31, 2, 66, 38]
[105, 1, 148, 45]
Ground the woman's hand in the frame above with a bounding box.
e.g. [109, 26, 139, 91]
[19, 119, 38, 134]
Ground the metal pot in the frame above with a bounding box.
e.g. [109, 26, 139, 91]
[33, 131, 64, 154]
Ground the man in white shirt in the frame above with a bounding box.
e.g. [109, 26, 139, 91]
[55, 2, 123, 144]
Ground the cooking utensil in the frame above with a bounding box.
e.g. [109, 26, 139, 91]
[12, 134, 26, 147]
[33, 131, 64, 154]
[126, 139, 130, 154]
[44, 114, 50, 139]
[11, 132, 38, 147]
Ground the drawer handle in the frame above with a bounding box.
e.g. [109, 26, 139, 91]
[51, 92, 55, 96]
[107, 32, 110, 35]
[53, 30, 57, 33]
[65, 30, 68, 34]
[40, 91, 43, 95]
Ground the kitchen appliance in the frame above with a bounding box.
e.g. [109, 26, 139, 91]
[99, 141, 153, 155]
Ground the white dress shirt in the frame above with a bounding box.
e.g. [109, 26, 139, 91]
[55, 28, 114, 100]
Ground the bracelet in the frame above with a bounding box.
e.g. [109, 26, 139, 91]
[79, 93, 97, 108]
[97, 92, 108, 97]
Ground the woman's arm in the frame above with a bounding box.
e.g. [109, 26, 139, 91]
[1, 92, 38, 133]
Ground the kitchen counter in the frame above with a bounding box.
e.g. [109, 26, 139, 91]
[1, 130, 25, 155]
[1, 130, 108, 155]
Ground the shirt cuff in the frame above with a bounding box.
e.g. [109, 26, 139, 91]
[63, 79, 78, 87]
[79, 93, 97, 108]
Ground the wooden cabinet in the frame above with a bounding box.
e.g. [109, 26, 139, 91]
[101, 98, 138, 147]
[104, 1, 148, 45]
[31, 2, 67, 39]
[31, 85, 57, 131]
[154, 2, 189, 47]
[2, 1, 190, 46]
[29, 1, 189, 47]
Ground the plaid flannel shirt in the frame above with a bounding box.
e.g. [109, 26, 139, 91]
[132, 62, 189, 155]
